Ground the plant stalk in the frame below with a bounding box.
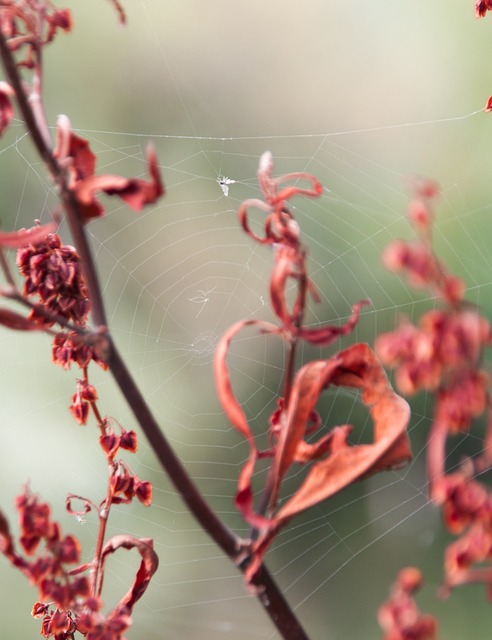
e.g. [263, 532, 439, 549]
[0, 27, 312, 640]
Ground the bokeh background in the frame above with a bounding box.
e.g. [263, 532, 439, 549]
[2, 1, 492, 638]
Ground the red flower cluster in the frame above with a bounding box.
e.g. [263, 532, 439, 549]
[376, 179, 492, 486]
[376, 309, 489, 430]
[15, 232, 110, 377]
[69, 378, 98, 424]
[378, 567, 438, 640]
[52, 331, 108, 371]
[377, 178, 492, 604]
[215, 153, 411, 583]
[476, 0, 492, 17]
[17, 233, 90, 327]
[433, 469, 492, 597]
[110, 461, 152, 507]
[0, 488, 88, 636]
[0, 488, 158, 640]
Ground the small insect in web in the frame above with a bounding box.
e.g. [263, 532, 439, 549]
[217, 175, 236, 197]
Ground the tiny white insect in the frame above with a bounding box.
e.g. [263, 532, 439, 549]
[217, 175, 236, 197]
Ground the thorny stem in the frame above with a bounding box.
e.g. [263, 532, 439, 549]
[0, 25, 312, 640]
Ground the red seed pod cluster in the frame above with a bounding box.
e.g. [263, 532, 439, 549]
[376, 180, 492, 447]
[377, 177, 492, 609]
[476, 0, 492, 17]
[378, 567, 438, 640]
[17, 233, 91, 327]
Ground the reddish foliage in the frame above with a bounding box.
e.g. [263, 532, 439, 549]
[0, 79, 13, 133]
[107, 0, 126, 23]
[55, 116, 164, 222]
[17, 232, 91, 327]
[52, 331, 108, 370]
[215, 153, 411, 582]
[378, 567, 438, 640]
[0, 307, 51, 331]
[376, 180, 492, 490]
[0, 485, 156, 640]
[0, 0, 72, 68]
[476, 0, 492, 17]
[0, 222, 56, 249]
[378, 176, 492, 605]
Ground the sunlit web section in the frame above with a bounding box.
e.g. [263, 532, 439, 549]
[2, 110, 492, 639]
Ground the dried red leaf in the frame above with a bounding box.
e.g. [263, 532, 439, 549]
[120, 430, 138, 452]
[65, 495, 93, 518]
[100, 535, 158, 614]
[109, 0, 127, 23]
[274, 344, 411, 524]
[217, 322, 411, 583]
[0, 223, 56, 249]
[59, 534, 81, 564]
[0, 509, 14, 556]
[214, 318, 280, 528]
[237, 344, 411, 583]
[378, 567, 438, 640]
[100, 431, 121, 459]
[0, 308, 47, 331]
[55, 117, 164, 221]
[55, 115, 96, 181]
[298, 299, 371, 346]
[75, 144, 164, 215]
[49, 609, 71, 633]
[0, 81, 14, 135]
[31, 601, 49, 619]
[135, 480, 152, 507]
[476, 0, 492, 18]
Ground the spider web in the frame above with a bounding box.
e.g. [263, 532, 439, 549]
[1, 1, 492, 638]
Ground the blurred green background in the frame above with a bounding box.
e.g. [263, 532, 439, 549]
[2, 1, 492, 638]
